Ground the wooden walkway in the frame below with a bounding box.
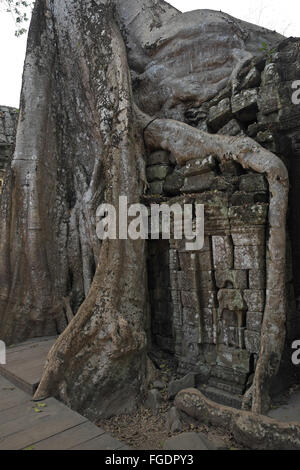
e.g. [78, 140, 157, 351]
[0, 337, 128, 450]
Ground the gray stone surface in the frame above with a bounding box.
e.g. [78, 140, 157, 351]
[234, 245, 265, 270]
[218, 119, 242, 136]
[208, 98, 232, 131]
[184, 155, 216, 177]
[148, 181, 164, 195]
[145, 389, 162, 414]
[239, 174, 268, 193]
[167, 407, 183, 433]
[147, 164, 170, 182]
[181, 171, 216, 193]
[244, 330, 261, 354]
[167, 373, 196, 400]
[148, 150, 171, 166]
[164, 168, 184, 195]
[231, 89, 258, 121]
[212, 236, 233, 270]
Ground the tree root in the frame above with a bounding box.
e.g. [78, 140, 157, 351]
[136, 107, 289, 414]
[176, 388, 300, 450]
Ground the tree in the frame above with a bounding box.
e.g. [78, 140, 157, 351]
[0, 0, 33, 36]
[0, 0, 287, 418]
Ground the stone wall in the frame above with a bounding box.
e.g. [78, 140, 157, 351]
[0, 106, 18, 193]
[145, 38, 300, 407]
[146, 154, 269, 407]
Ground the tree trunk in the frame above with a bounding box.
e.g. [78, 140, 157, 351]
[0, 0, 149, 419]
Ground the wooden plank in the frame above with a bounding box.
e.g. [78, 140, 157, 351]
[0, 364, 40, 395]
[0, 376, 30, 412]
[31, 422, 106, 450]
[0, 398, 88, 450]
[5, 337, 57, 355]
[0, 338, 127, 451]
[6, 340, 56, 362]
[0, 337, 56, 394]
[70, 433, 126, 450]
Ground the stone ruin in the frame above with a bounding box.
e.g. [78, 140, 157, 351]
[1, 2, 300, 420]
[0, 106, 18, 193]
[145, 38, 300, 408]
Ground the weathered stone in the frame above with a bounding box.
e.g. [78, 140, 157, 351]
[230, 192, 256, 206]
[184, 106, 208, 127]
[249, 269, 266, 289]
[231, 89, 258, 122]
[183, 307, 199, 325]
[212, 236, 233, 269]
[164, 168, 184, 195]
[167, 407, 183, 433]
[211, 365, 248, 387]
[198, 290, 216, 309]
[215, 269, 248, 289]
[178, 252, 197, 271]
[184, 155, 216, 177]
[218, 325, 242, 348]
[239, 174, 268, 192]
[256, 130, 274, 144]
[243, 290, 265, 312]
[208, 375, 244, 395]
[202, 308, 214, 343]
[145, 389, 163, 415]
[208, 98, 232, 131]
[244, 330, 261, 354]
[218, 119, 243, 136]
[147, 164, 170, 182]
[153, 380, 165, 390]
[211, 176, 239, 192]
[198, 270, 215, 290]
[177, 271, 197, 291]
[195, 192, 231, 232]
[219, 160, 243, 176]
[147, 150, 171, 166]
[181, 172, 216, 193]
[181, 290, 199, 309]
[229, 204, 268, 226]
[246, 312, 263, 332]
[241, 67, 261, 89]
[148, 181, 164, 195]
[234, 245, 265, 270]
[167, 373, 196, 400]
[218, 289, 247, 312]
[231, 228, 265, 246]
[216, 345, 251, 373]
[197, 250, 213, 270]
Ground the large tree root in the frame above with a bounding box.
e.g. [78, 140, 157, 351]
[137, 109, 289, 414]
[176, 388, 300, 450]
